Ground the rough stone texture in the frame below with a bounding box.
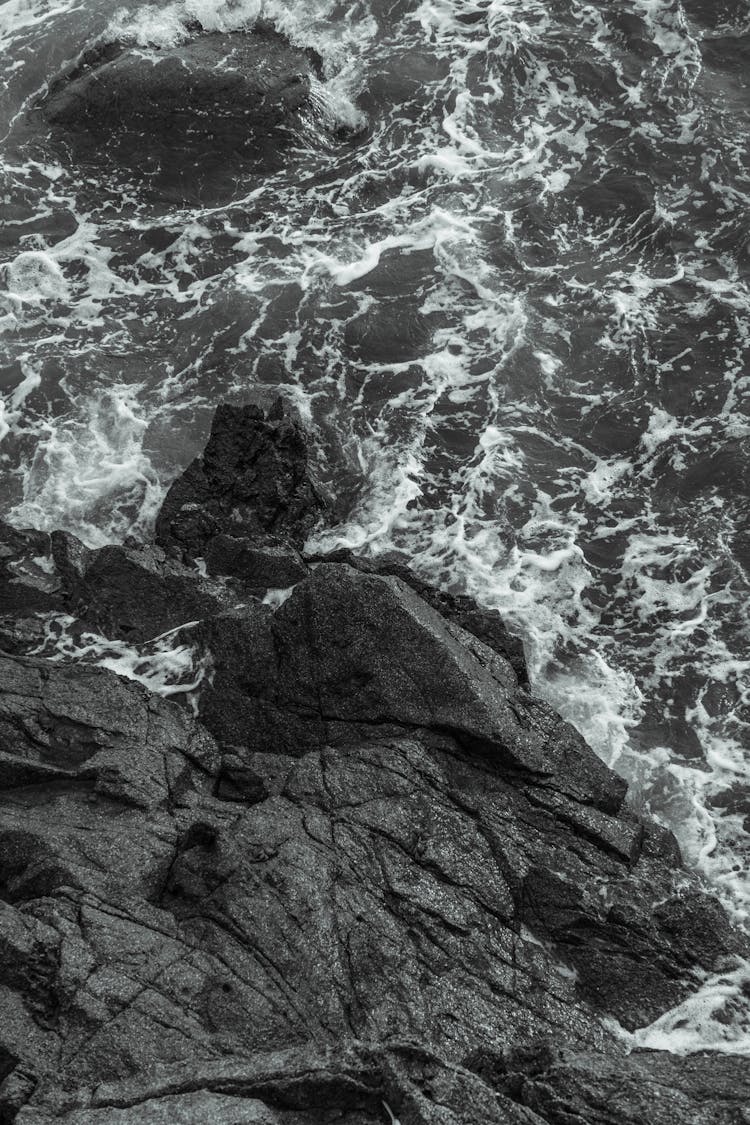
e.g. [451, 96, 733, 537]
[195, 564, 621, 811]
[313, 548, 529, 685]
[479, 1042, 750, 1125]
[0, 523, 284, 650]
[50, 536, 237, 644]
[155, 399, 325, 570]
[1, 399, 749, 1122]
[0, 522, 59, 623]
[41, 29, 319, 158]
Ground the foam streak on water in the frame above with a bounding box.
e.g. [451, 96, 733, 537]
[1, 0, 750, 1055]
[31, 613, 211, 707]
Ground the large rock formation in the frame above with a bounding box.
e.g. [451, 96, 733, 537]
[0, 401, 748, 1123]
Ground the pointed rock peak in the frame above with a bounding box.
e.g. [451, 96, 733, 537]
[155, 398, 326, 569]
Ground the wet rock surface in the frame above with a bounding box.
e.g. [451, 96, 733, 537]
[0, 401, 748, 1122]
[155, 399, 325, 570]
[40, 28, 321, 168]
[473, 1042, 750, 1125]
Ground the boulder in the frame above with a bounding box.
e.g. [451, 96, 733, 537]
[195, 563, 621, 810]
[312, 547, 529, 684]
[155, 399, 325, 568]
[0, 522, 59, 623]
[40, 28, 321, 168]
[0, 646, 746, 1122]
[51, 535, 237, 643]
[0, 524, 241, 648]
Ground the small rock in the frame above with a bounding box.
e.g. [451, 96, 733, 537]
[155, 399, 325, 563]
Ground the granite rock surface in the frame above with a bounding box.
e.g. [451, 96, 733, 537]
[0, 401, 747, 1123]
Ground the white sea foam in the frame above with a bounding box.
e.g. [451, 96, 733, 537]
[32, 613, 210, 705]
[303, 208, 478, 288]
[7, 387, 164, 548]
[107, 0, 377, 73]
[4, 250, 70, 303]
[626, 960, 750, 1056]
[0, 359, 41, 444]
[0, 0, 82, 45]
[262, 586, 296, 609]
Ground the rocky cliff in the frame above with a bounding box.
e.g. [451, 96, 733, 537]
[35, 26, 358, 202]
[0, 401, 747, 1124]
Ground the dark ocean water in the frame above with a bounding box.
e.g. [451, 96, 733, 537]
[1, 0, 750, 1050]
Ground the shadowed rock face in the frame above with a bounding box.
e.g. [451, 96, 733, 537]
[0, 400, 748, 1123]
[38, 28, 323, 183]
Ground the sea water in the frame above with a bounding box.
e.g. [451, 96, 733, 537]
[1, 0, 749, 1054]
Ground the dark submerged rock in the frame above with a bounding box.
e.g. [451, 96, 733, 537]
[0, 398, 748, 1123]
[40, 28, 320, 172]
[33, 26, 368, 206]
